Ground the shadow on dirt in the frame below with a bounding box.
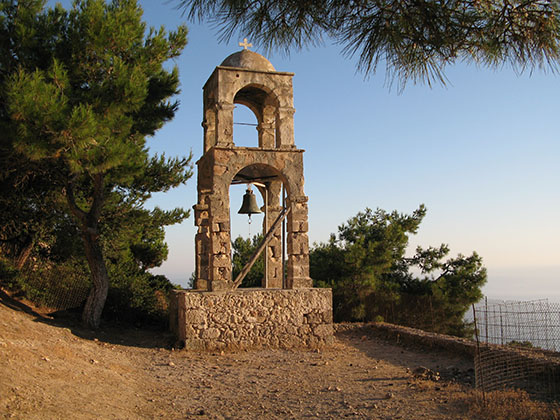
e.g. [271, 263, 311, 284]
[0, 287, 175, 350]
[0, 288, 43, 318]
[335, 325, 475, 386]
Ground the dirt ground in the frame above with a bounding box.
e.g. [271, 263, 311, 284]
[0, 290, 478, 420]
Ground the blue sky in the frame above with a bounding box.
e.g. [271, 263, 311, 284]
[51, 1, 560, 300]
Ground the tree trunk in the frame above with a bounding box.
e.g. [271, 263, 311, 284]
[81, 229, 109, 329]
[66, 174, 109, 330]
[15, 236, 34, 270]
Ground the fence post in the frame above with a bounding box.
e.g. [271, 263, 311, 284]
[472, 303, 486, 405]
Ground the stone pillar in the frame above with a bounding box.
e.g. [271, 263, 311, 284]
[286, 195, 312, 288]
[262, 181, 283, 288]
[215, 101, 235, 147]
[258, 105, 276, 148]
[203, 101, 217, 153]
[276, 107, 295, 148]
[193, 202, 210, 290]
[207, 183, 233, 291]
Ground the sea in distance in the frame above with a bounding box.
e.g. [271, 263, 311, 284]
[465, 296, 560, 352]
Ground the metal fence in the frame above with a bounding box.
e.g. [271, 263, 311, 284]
[472, 299, 560, 401]
[474, 299, 560, 351]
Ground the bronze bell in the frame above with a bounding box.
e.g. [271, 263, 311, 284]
[238, 188, 262, 217]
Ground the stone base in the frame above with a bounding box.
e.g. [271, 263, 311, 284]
[170, 288, 333, 351]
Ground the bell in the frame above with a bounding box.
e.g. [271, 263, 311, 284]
[238, 188, 262, 216]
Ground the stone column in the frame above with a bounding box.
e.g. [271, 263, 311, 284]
[193, 201, 210, 290]
[276, 107, 295, 148]
[203, 100, 217, 153]
[207, 172, 233, 291]
[258, 105, 276, 148]
[215, 101, 235, 147]
[263, 180, 283, 288]
[286, 195, 312, 288]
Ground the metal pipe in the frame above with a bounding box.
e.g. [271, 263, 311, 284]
[264, 183, 268, 288]
[282, 184, 286, 289]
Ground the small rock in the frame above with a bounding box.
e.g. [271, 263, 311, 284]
[42, 356, 50, 362]
[90, 359, 98, 364]
[168, 361, 176, 367]
[335, 386, 342, 392]
[413, 366, 440, 381]
[384, 392, 394, 399]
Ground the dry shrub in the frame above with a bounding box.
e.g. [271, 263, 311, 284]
[467, 389, 560, 420]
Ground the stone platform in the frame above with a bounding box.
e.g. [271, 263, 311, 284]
[170, 288, 333, 351]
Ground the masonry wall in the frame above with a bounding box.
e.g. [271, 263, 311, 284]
[170, 288, 333, 351]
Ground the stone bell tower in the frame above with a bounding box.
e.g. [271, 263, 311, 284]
[193, 47, 312, 291]
[170, 47, 332, 351]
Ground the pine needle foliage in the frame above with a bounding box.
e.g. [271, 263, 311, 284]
[178, 0, 560, 88]
[310, 205, 487, 336]
[2, 0, 191, 328]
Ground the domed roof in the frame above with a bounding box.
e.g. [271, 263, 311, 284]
[220, 50, 276, 72]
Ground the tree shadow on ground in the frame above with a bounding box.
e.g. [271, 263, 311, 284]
[0, 287, 175, 350]
[334, 324, 475, 386]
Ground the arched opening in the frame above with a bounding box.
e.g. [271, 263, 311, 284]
[229, 164, 288, 288]
[233, 84, 279, 149]
[233, 104, 258, 148]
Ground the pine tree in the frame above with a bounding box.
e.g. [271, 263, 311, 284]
[178, 0, 560, 87]
[0, 0, 67, 271]
[310, 206, 487, 336]
[4, 0, 191, 328]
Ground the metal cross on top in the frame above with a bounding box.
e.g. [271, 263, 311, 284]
[239, 38, 253, 50]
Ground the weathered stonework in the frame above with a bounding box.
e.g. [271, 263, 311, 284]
[173, 49, 332, 351]
[194, 49, 312, 291]
[170, 289, 334, 350]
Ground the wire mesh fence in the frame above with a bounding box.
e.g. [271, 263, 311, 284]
[472, 298, 560, 402]
[9, 260, 92, 311]
[474, 299, 560, 351]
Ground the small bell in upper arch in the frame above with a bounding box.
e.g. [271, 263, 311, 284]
[238, 187, 262, 222]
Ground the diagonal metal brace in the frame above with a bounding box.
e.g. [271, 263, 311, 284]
[232, 205, 291, 290]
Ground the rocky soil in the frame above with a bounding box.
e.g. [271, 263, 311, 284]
[1, 290, 478, 419]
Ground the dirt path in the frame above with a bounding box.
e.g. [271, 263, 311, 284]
[0, 292, 476, 419]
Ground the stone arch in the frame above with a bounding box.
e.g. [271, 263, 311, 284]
[232, 84, 280, 149]
[202, 64, 296, 152]
[227, 163, 289, 197]
[229, 163, 287, 288]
